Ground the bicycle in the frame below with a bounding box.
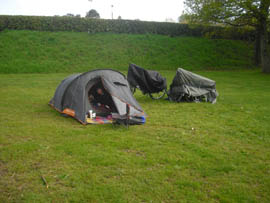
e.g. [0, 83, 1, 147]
[127, 64, 167, 100]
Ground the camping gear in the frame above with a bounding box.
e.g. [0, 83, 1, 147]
[127, 63, 167, 100]
[168, 68, 218, 103]
[86, 116, 113, 124]
[49, 69, 146, 125]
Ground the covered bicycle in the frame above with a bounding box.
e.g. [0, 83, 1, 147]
[167, 68, 218, 103]
[127, 64, 167, 100]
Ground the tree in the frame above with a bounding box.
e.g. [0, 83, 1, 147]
[64, 13, 80, 18]
[65, 13, 75, 17]
[85, 9, 100, 18]
[178, 13, 190, 23]
[184, 0, 270, 73]
[165, 18, 175, 23]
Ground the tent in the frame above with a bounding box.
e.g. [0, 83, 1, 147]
[49, 69, 146, 125]
[168, 68, 218, 103]
[127, 63, 167, 94]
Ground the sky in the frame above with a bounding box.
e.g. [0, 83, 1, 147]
[0, 0, 184, 22]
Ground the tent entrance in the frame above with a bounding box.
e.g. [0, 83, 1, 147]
[86, 77, 118, 119]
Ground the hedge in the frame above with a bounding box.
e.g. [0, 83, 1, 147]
[0, 15, 256, 40]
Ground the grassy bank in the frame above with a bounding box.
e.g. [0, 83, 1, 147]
[0, 30, 255, 73]
[0, 71, 269, 202]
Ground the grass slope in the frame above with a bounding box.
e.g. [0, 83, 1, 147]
[0, 30, 255, 73]
[0, 71, 270, 202]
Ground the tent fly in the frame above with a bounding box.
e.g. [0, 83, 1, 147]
[49, 69, 146, 125]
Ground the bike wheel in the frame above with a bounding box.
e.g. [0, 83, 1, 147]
[130, 86, 136, 94]
[149, 89, 167, 100]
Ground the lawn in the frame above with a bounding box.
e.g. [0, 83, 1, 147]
[0, 30, 255, 73]
[0, 70, 269, 202]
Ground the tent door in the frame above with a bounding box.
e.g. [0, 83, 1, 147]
[85, 77, 118, 118]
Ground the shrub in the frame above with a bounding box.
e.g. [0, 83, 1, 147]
[0, 15, 256, 40]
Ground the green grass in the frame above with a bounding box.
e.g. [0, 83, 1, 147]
[0, 70, 269, 202]
[0, 30, 256, 73]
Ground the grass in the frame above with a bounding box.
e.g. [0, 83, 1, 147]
[0, 70, 270, 202]
[0, 30, 256, 73]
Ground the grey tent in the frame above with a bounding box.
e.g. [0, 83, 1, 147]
[168, 68, 218, 103]
[49, 69, 146, 125]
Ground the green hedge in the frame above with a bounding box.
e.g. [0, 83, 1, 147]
[0, 15, 255, 40]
